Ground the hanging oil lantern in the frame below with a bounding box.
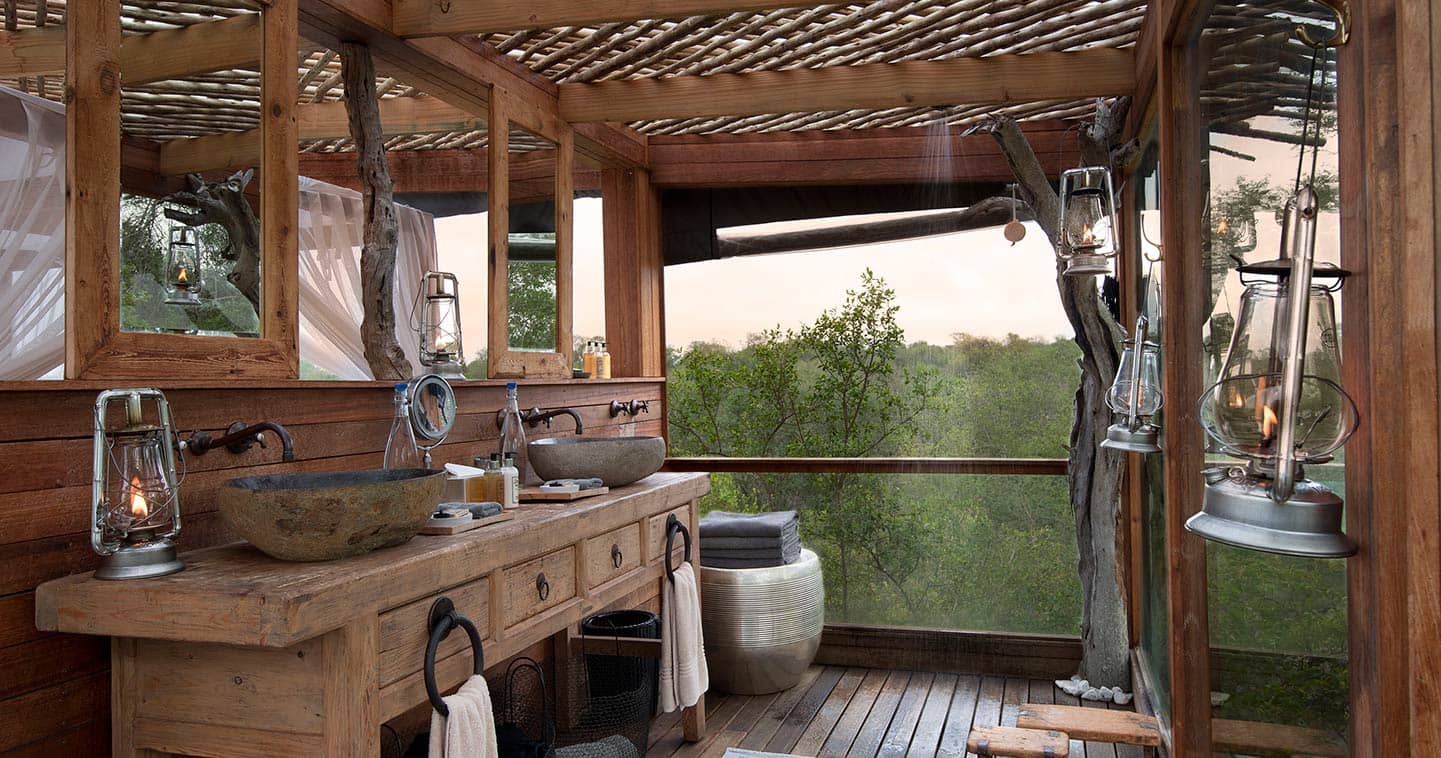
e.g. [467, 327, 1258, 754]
[1102, 315, 1162, 453]
[1187, 186, 1357, 558]
[415, 271, 465, 379]
[164, 226, 203, 306]
[1213, 210, 1258, 257]
[1056, 166, 1118, 277]
[91, 389, 185, 580]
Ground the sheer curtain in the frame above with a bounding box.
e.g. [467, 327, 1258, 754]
[0, 86, 65, 379]
[298, 176, 438, 379]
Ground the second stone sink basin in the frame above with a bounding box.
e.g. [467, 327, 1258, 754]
[218, 468, 445, 562]
[528, 436, 667, 487]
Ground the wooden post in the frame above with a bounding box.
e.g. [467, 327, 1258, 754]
[322, 620, 381, 756]
[112, 638, 169, 758]
[1156, 21, 1211, 758]
[602, 167, 666, 378]
[1339, 0, 1441, 754]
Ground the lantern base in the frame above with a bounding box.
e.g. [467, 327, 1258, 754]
[1101, 423, 1160, 453]
[1187, 467, 1356, 558]
[164, 290, 202, 306]
[1064, 253, 1112, 277]
[95, 539, 184, 580]
[423, 361, 467, 380]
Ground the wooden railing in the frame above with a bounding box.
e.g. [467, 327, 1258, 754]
[662, 457, 1068, 476]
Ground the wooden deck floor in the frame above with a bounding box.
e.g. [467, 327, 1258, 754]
[647, 666, 1150, 758]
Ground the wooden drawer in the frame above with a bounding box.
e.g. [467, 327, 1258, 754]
[377, 576, 490, 687]
[647, 504, 693, 564]
[584, 523, 642, 589]
[502, 547, 577, 628]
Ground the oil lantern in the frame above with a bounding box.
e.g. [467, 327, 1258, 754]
[91, 389, 185, 580]
[1213, 210, 1258, 256]
[415, 271, 465, 379]
[1056, 166, 1118, 277]
[1102, 315, 1162, 453]
[1187, 186, 1357, 558]
[164, 226, 203, 306]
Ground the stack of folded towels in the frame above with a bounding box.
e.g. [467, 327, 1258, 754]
[698, 510, 801, 569]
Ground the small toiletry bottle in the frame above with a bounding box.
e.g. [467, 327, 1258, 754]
[464, 459, 492, 503]
[583, 340, 598, 377]
[597, 340, 612, 379]
[500, 452, 521, 509]
[481, 453, 505, 503]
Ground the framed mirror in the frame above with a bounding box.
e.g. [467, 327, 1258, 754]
[487, 90, 573, 378]
[67, 0, 297, 378]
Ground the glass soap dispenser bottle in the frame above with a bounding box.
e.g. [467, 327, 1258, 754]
[383, 383, 423, 469]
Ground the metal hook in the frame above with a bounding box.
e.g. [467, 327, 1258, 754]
[1297, 0, 1349, 49]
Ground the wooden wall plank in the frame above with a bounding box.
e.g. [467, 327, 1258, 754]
[602, 167, 666, 378]
[559, 50, 1135, 123]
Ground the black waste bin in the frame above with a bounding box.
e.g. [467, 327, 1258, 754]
[580, 609, 660, 715]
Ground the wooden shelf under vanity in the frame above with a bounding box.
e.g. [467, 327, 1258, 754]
[35, 472, 709, 757]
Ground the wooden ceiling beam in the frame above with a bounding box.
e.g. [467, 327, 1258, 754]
[558, 49, 1136, 123]
[298, 147, 604, 195]
[647, 120, 1083, 187]
[297, 0, 647, 168]
[391, 0, 828, 38]
[0, 14, 260, 83]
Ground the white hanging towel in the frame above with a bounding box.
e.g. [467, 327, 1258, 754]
[659, 561, 709, 712]
[429, 675, 500, 758]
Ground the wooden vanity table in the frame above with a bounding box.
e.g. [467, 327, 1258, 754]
[36, 472, 709, 757]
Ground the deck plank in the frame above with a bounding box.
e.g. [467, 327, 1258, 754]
[793, 668, 869, 756]
[963, 676, 1006, 758]
[1080, 697, 1118, 758]
[654, 693, 728, 757]
[1106, 700, 1146, 758]
[905, 673, 959, 758]
[878, 671, 934, 757]
[765, 666, 848, 753]
[935, 674, 982, 758]
[736, 665, 828, 752]
[676, 690, 755, 758]
[846, 670, 912, 757]
[1000, 677, 1028, 727]
[819, 668, 891, 757]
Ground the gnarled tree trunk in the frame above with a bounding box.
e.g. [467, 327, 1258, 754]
[163, 168, 261, 313]
[983, 101, 1131, 688]
[341, 42, 411, 381]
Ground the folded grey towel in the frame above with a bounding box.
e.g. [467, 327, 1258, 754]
[700, 555, 795, 569]
[700, 534, 800, 551]
[699, 510, 798, 538]
[701, 544, 802, 562]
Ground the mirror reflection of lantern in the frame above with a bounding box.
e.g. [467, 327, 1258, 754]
[1213, 210, 1258, 255]
[164, 226, 203, 306]
[1188, 186, 1358, 558]
[92, 389, 184, 580]
[416, 271, 465, 379]
[1102, 316, 1163, 453]
[1056, 166, 1118, 277]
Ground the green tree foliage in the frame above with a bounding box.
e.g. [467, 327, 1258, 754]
[507, 258, 557, 350]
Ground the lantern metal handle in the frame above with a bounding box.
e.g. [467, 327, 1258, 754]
[1125, 315, 1150, 433]
[1273, 187, 1319, 502]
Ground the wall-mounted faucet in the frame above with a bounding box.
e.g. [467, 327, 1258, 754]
[184, 421, 295, 462]
[496, 407, 584, 435]
[610, 399, 650, 418]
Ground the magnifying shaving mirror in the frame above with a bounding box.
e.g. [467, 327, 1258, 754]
[408, 374, 457, 467]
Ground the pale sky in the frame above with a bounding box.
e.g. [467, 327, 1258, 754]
[433, 116, 1339, 357]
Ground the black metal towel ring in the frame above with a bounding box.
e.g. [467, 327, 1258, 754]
[664, 514, 692, 583]
[425, 596, 485, 718]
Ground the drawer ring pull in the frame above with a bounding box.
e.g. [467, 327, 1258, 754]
[536, 572, 551, 601]
[665, 514, 692, 583]
[424, 596, 484, 718]
[611, 543, 624, 569]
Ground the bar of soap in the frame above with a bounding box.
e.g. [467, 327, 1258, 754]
[467, 501, 503, 519]
[539, 482, 581, 494]
[427, 506, 473, 528]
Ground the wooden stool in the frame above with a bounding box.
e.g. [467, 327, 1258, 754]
[966, 725, 1071, 757]
[1016, 704, 1161, 747]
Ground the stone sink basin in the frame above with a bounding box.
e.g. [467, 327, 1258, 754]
[218, 469, 445, 562]
[528, 436, 667, 487]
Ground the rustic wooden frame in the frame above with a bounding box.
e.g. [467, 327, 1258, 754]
[487, 87, 575, 379]
[65, 0, 298, 380]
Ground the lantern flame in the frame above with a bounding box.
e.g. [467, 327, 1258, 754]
[1081, 224, 1095, 245]
[1261, 405, 1279, 441]
[1217, 215, 1229, 236]
[129, 475, 149, 519]
[176, 266, 189, 285]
